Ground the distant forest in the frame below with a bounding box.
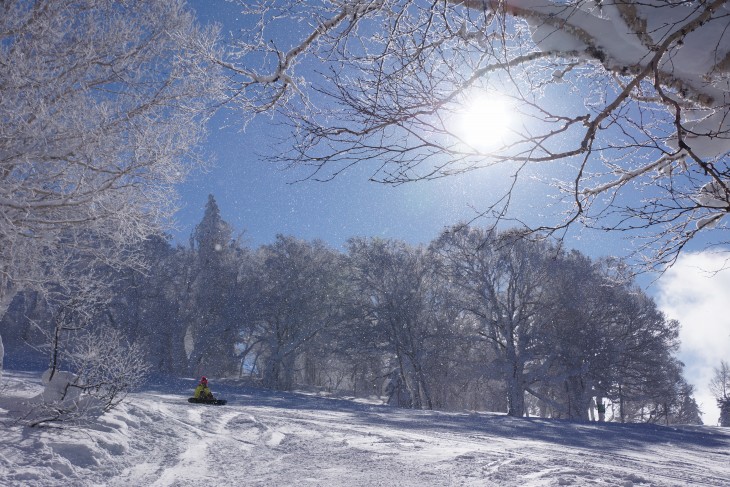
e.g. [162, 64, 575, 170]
[2, 195, 702, 425]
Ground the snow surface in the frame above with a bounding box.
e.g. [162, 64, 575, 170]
[1, 369, 729, 487]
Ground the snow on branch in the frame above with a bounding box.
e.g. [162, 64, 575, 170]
[582, 151, 688, 197]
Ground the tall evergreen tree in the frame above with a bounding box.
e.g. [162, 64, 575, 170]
[187, 195, 239, 377]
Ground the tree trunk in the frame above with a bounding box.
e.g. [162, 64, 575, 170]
[263, 350, 296, 390]
[719, 400, 730, 427]
[0, 286, 18, 378]
[565, 376, 591, 421]
[619, 384, 626, 423]
[504, 345, 525, 417]
[505, 361, 525, 417]
[507, 380, 525, 417]
[281, 353, 296, 390]
[0, 333, 4, 381]
[263, 354, 282, 390]
[596, 395, 606, 422]
[304, 353, 317, 386]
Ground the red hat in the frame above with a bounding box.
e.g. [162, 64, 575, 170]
[200, 376, 208, 384]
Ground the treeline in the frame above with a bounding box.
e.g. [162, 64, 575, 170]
[2, 195, 702, 424]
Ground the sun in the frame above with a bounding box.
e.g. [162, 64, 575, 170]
[454, 92, 514, 150]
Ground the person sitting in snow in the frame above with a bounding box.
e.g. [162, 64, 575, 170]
[193, 376, 215, 400]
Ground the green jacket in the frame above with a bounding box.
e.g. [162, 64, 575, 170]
[193, 384, 213, 399]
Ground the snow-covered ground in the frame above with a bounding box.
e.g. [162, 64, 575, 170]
[1, 370, 729, 487]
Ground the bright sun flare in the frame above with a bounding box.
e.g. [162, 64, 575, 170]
[455, 93, 513, 150]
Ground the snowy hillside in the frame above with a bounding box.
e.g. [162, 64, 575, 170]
[1, 370, 729, 487]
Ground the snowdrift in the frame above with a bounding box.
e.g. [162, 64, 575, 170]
[1, 370, 729, 486]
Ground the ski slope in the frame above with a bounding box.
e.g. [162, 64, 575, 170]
[1, 370, 729, 486]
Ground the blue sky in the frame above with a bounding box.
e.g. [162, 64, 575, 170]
[177, 1, 617, 257]
[174, 108, 568, 250]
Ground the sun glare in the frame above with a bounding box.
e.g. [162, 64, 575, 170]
[454, 93, 513, 150]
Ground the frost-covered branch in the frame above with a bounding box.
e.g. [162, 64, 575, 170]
[0, 0, 224, 331]
[27, 324, 150, 427]
[216, 0, 730, 270]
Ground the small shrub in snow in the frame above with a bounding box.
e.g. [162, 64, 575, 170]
[27, 325, 150, 427]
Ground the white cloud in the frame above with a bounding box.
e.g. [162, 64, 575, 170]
[655, 250, 730, 425]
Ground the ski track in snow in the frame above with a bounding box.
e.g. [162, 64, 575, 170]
[1, 371, 730, 487]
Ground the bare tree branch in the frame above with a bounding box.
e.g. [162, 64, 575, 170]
[215, 0, 730, 271]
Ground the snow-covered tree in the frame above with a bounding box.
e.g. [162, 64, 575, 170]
[187, 195, 240, 377]
[536, 252, 618, 420]
[252, 236, 348, 390]
[647, 373, 703, 426]
[431, 226, 560, 417]
[534, 255, 682, 422]
[347, 238, 440, 409]
[66, 324, 151, 412]
[418, 262, 499, 412]
[609, 296, 682, 423]
[672, 381, 704, 426]
[430, 225, 692, 420]
[216, 0, 730, 270]
[0, 0, 223, 371]
[710, 361, 730, 426]
[103, 236, 191, 374]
